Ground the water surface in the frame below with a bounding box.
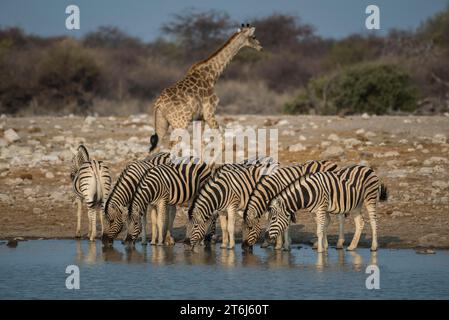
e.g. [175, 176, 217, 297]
[0, 240, 448, 299]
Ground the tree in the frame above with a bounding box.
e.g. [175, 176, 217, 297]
[161, 9, 234, 61]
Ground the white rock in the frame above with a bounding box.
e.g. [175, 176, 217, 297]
[289, 143, 307, 152]
[355, 129, 365, 135]
[278, 120, 289, 126]
[84, 116, 96, 125]
[45, 172, 55, 179]
[432, 181, 448, 189]
[423, 157, 449, 165]
[0, 138, 7, 148]
[320, 146, 344, 159]
[281, 130, 295, 136]
[361, 113, 370, 119]
[343, 138, 362, 148]
[364, 131, 376, 138]
[23, 188, 33, 196]
[52, 136, 65, 142]
[4, 129, 20, 143]
[58, 150, 74, 161]
[321, 141, 331, 148]
[327, 134, 340, 141]
[41, 155, 59, 163]
[419, 167, 433, 175]
[387, 169, 408, 178]
[33, 208, 43, 215]
[432, 134, 446, 144]
[108, 116, 116, 121]
[0, 194, 10, 203]
[374, 151, 400, 158]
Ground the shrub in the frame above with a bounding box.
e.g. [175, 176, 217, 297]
[37, 39, 101, 112]
[283, 62, 418, 115]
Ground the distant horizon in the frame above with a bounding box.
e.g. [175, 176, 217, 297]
[0, 0, 448, 42]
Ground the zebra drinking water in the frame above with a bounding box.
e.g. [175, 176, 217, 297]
[241, 160, 339, 251]
[102, 152, 174, 246]
[267, 165, 388, 253]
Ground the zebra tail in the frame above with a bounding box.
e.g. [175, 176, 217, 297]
[379, 184, 388, 202]
[150, 133, 159, 152]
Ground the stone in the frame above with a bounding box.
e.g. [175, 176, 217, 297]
[0, 138, 7, 147]
[355, 128, 365, 135]
[423, 157, 448, 165]
[327, 133, 340, 141]
[85, 116, 96, 125]
[361, 113, 370, 119]
[432, 134, 446, 144]
[45, 172, 55, 179]
[419, 167, 433, 175]
[432, 181, 448, 189]
[0, 194, 10, 203]
[4, 129, 20, 143]
[374, 151, 400, 158]
[320, 146, 344, 159]
[289, 143, 307, 152]
[23, 188, 33, 196]
[278, 120, 289, 126]
[33, 208, 43, 215]
[364, 131, 376, 138]
[418, 233, 440, 247]
[343, 138, 362, 148]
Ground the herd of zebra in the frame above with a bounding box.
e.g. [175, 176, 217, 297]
[70, 144, 388, 253]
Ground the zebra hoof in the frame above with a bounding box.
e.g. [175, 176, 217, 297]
[220, 244, 227, 249]
[282, 246, 291, 252]
[370, 247, 378, 252]
[157, 243, 164, 246]
[346, 246, 356, 251]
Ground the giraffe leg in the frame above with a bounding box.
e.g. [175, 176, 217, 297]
[347, 210, 365, 251]
[75, 198, 82, 238]
[366, 204, 378, 251]
[151, 108, 169, 152]
[336, 213, 345, 249]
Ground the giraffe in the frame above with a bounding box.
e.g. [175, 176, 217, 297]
[149, 24, 262, 152]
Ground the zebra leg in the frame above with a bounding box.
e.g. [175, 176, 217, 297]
[156, 201, 167, 246]
[150, 206, 157, 245]
[87, 209, 96, 241]
[315, 210, 327, 253]
[336, 213, 345, 249]
[347, 210, 365, 251]
[227, 208, 236, 249]
[141, 209, 147, 245]
[164, 206, 176, 246]
[366, 205, 378, 251]
[219, 213, 229, 249]
[75, 198, 82, 238]
[99, 209, 104, 238]
[274, 233, 283, 250]
[323, 213, 331, 251]
[282, 223, 291, 251]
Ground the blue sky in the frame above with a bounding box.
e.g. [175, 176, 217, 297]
[0, 0, 448, 41]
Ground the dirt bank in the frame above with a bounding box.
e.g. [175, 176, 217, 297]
[1, 114, 448, 249]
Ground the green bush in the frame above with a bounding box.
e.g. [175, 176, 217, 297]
[283, 62, 418, 115]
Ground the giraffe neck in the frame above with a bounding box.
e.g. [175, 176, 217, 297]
[193, 33, 245, 83]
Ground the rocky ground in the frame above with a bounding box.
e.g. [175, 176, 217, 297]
[1, 114, 449, 249]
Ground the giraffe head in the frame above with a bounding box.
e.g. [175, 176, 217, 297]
[238, 23, 263, 51]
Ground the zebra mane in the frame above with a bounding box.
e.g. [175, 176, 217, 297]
[104, 160, 138, 216]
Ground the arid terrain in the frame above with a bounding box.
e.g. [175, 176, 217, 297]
[1, 114, 449, 249]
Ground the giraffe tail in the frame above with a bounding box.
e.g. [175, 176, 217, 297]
[149, 107, 159, 152]
[149, 134, 159, 152]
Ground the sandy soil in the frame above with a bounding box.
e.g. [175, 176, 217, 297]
[1, 114, 448, 249]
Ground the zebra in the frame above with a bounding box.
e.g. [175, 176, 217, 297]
[241, 160, 339, 252]
[102, 152, 175, 246]
[267, 165, 388, 253]
[186, 157, 275, 250]
[71, 144, 112, 241]
[126, 157, 213, 245]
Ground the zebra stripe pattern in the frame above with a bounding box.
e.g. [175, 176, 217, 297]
[128, 157, 212, 245]
[268, 165, 388, 252]
[187, 158, 275, 249]
[102, 152, 172, 244]
[242, 160, 338, 250]
[71, 145, 112, 241]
